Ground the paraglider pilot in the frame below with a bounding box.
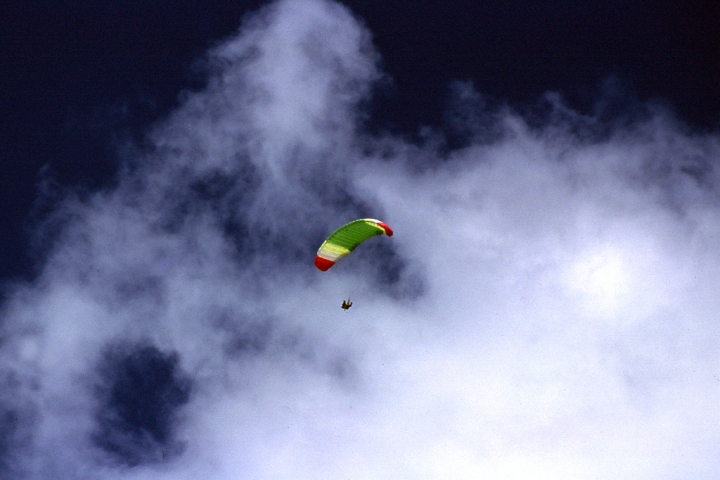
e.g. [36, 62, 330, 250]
[341, 299, 353, 310]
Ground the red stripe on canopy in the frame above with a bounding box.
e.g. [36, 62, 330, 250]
[376, 221, 393, 237]
[314, 256, 335, 271]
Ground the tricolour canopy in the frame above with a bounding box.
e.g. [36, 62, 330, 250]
[314, 218, 393, 271]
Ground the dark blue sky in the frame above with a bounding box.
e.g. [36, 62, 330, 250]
[1, 0, 718, 286]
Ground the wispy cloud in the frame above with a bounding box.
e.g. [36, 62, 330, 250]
[1, 0, 719, 478]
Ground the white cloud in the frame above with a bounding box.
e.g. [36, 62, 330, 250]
[1, 0, 720, 478]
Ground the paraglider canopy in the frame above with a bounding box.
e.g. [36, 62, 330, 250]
[314, 218, 393, 271]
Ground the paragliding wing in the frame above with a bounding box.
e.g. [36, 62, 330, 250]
[314, 218, 393, 271]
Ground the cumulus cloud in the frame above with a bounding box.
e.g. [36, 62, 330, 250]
[1, 0, 720, 478]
